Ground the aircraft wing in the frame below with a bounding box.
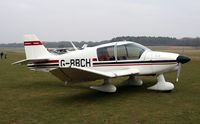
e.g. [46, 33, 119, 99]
[12, 59, 49, 65]
[50, 67, 139, 82]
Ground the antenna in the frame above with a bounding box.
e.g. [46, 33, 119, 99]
[70, 41, 78, 50]
[82, 44, 88, 49]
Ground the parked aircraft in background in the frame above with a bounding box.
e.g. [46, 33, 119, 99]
[13, 35, 190, 93]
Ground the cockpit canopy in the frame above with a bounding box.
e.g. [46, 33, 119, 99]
[97, 42, 148, 61]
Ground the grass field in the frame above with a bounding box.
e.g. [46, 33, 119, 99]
[0, 47, 200, 124]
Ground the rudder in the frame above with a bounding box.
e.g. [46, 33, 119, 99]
[24, 34, 51, 59]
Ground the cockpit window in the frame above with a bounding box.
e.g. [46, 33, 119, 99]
[97, 46, 115, 61]
[97, 42, 147, 61]
[117, 43, 145, 60]
[126, 44, 144, 59]
[117, 45, 128, 60]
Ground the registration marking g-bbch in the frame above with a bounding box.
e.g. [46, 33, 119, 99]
[59, 58, 91, 67]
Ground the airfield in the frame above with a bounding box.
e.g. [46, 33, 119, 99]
[0, 46, 199, 123]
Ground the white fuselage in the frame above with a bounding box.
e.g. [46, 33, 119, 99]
[57, 49, 178, 75]
[31, 41, 179, 78]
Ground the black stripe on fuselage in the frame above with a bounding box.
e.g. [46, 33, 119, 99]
[27, 60, 177, 68]
[93, 60, 177, 65]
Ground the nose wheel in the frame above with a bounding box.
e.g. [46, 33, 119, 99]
[147, 74, 174, 91]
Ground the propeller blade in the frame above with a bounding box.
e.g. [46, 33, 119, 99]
[176, 63, 182, 82]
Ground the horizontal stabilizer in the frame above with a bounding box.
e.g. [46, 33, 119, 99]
[12, 59, 49, 65]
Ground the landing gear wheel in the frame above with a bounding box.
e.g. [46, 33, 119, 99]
[122, 75, 143, 86]
[90, 79, 117, 93]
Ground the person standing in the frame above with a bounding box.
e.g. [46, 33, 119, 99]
[0, 51, 3, 59]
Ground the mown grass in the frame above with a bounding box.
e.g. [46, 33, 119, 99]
[0, 48, 199, 124]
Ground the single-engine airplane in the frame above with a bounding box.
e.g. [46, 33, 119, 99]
[13, 35, 190, 93]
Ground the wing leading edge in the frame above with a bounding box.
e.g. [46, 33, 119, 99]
[50, 67, 139, 82]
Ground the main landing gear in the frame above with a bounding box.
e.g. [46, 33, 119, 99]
[122, 75, 143, 86]
[90, 79, 117, 93]
[90, 75, 143, 93]
[90, 74, 174, 93]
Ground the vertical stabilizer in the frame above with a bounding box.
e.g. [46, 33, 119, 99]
[24, 34, 51, 59]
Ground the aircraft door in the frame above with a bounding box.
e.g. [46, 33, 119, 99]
[144, 51, 153, 74]
[97, 45, 116, 61]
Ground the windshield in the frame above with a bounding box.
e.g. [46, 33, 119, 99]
[117, 43, 147, 60]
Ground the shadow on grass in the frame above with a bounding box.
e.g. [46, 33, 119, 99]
[53, 82, 156, 104]
[13, 79, 161, 104]
[13, 81, 65, 89]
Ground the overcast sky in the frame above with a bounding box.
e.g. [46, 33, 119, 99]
[0, 0, 200, 43]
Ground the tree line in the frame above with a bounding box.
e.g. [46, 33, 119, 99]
[0, 36, 199, 48]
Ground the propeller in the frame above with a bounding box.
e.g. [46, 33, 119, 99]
[176, 55, 191, 82]
[176, 63, 182, 82]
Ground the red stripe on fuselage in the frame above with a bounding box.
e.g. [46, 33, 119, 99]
[92, 58, 97, 61]
[24, 41, 43, 46]
[34, 60, 59, 64]
[47, 60, 59, 63]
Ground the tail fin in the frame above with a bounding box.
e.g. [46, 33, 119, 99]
[24, 34, 51, 59]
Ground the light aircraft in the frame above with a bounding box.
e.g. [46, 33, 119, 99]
[13, 35, 190, 93]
